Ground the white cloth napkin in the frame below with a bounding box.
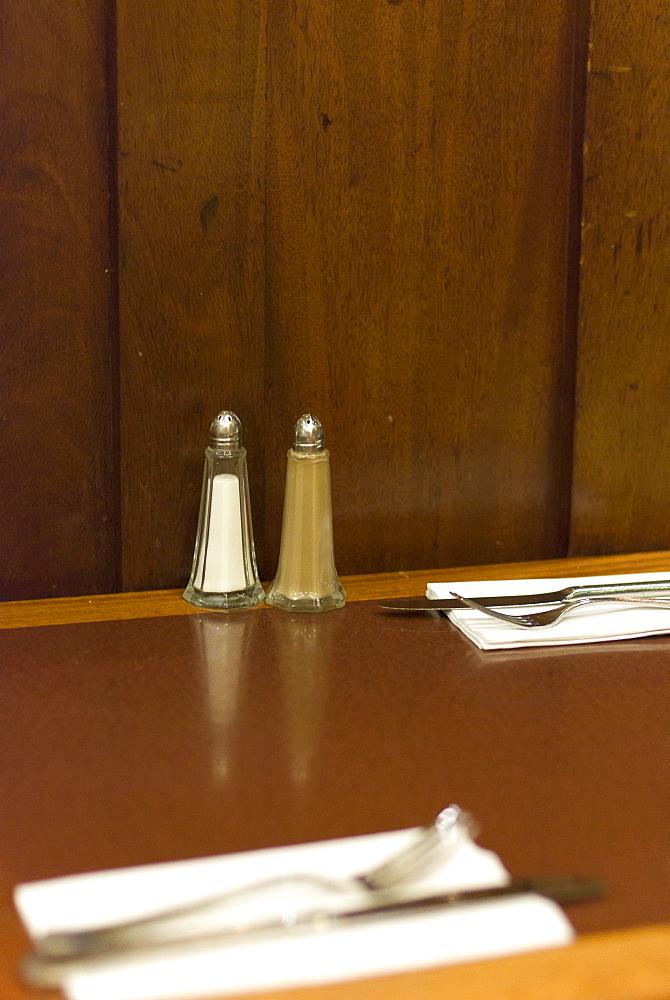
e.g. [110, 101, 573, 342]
[15, 826, 573, 1000]
[427, 570, 670, 649]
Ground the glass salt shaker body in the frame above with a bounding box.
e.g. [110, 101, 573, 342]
[183, 411, 265, 610]
[266, 414, 346, 613]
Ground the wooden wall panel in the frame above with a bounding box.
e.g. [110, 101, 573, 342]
[570, 0, 670, 555]
[265, 0, 580, 576]
[0, 0, 117, 600]
[116, 0, 267, 590]
[6, 0, 638, 601]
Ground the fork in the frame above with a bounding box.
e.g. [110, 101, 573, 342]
[450, 592, 670, 628]
[36, 804, 476, 960]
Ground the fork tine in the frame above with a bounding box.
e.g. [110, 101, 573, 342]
[450, 592, 588, 628]
[449, 593, 546, 627]
[363, 806, 473, 889]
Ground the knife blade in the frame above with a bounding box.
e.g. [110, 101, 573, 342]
[378, 578, 670, 612]
[378, 591, 573, 611]
[22, 875, 603, 987]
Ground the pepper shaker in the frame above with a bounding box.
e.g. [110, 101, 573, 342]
[183, 411, 264, 610]
[266, 414, 346, 613]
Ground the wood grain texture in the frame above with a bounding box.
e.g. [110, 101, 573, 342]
[116, 0, 267, 590]
[0, 0, 117, 600]
[9, 0, 668, 601]
[265, 0, 579, 577]
[570, 0, 670, 555]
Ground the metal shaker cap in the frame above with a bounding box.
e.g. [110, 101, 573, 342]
[209, 410, 242, 448]
[293, 414, 324, 453]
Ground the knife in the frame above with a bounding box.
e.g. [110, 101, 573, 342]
[22, 875, 603, 988]
[378, 579, 670, 612]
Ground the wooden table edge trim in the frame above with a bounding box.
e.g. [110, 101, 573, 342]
[3, 550, 670, 630]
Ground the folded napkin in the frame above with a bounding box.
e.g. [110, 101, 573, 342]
[428, 570, 670, 650]
[15, 825, 573, 1000]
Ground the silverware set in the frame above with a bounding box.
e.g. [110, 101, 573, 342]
[21, 805, 602, 987]
[379, 579, 670, 628]
[30, 806, 473, 966]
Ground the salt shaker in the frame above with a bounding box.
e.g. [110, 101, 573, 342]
[266, 414, 346, 613]
[183, 411, 264, 610]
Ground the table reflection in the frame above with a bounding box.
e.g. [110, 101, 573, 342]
[272, 616, 331, 787]
[190, 613, 252, 783]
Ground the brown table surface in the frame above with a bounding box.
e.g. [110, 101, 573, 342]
[1, 551, 670, 1000]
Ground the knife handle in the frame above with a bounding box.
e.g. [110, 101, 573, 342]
[573, 580, 670, 599]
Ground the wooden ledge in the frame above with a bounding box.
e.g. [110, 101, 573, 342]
[2, 550, 670, 629]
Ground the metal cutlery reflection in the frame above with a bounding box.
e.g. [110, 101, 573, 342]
[22, 875, 604, 988]
[450, 592, 670, 628]
[33, 805, 475, 963]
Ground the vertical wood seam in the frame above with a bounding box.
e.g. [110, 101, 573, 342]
[106, 0, 123, 592]
[565, 0, 594, 556]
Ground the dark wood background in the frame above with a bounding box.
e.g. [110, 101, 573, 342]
[2, 0, 668, 601]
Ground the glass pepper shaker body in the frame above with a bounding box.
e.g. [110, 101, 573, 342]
[183, 411, 264, 610]
[266, 414, 345, 613]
